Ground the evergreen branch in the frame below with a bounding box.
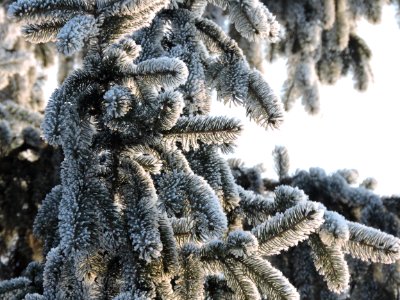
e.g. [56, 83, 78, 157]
[335, 168, 359, 184]
[57, 157, 110, 256]
[273, 145, 290, 180]
[156, 90, 184, 131]
[158, 214, 179, 274]
[41, 88, 63, 145]
[8, 0, 90, 21]
[199, 232, 255, 263]
[175, 244, 205, 300]
[100, 0, 169, 41]
[309, 234, 350, 293]
[101, 15, 152, 42]
[227, 0, 280, 42]
[252, 201, 324, 256]
[318, 211, 349, 247]
[223, 259, 261, 300]
[131, 154, 163, 175]
[211, 56, 250, 105]
[22, 21, 65, 43]
[245, 70, 283, 129]
[240, 256, 300, 300]
[342, 221, 400, 263]
[118, 159, 162, 262]
[130, 57, 189, 88]
[59, 110, 93, 160]
[0, 277, 31, 295]
[218, 155, 241, 212]
[360, 177, 378, 190]
[185, 145, 240, 214]
[56, 15, 97, 56]
[237, 186, 275, 225]
[57, 161, 92, 254]
[100, 0, 168, 18]
[225, 230, 259, 258]
[199, 232, 298, 299]
[27, 10, 83, 24]
[156, 171, 193, 219]
[33, 185, 62, 252]
[42, 69, 95, 145]
[42, 247, 64, 298]
[105, 37, 142, 60]
[170, 217, 194, 242]
[194, 18, 250, 106]
[159, 146, 193, 174]
[273, 185, 308, 213]
[92, 175, 123, 252]
[199, 238, 260, 300]
[155, 280, 176, 300]
[195, 17, 242, 55]
[122, 146, 162, 174]
[163, 116, 242, 151]
[103, 85, 133, 120]
[175, 172, 228, 240]
[347, 33, 373, 91]
[334, 0, 350, 51]
[207, 0, 229, 10]
[181, 55, 211, 115]
[321, 0, 335, 29]
[157, 169, 228, 241]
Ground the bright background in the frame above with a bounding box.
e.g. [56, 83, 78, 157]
[212, 5, 400, 196]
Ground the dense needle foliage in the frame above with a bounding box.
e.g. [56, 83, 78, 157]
[0, 0, 399, 299]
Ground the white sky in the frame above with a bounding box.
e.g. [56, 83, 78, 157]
[213, 5, 400, 196]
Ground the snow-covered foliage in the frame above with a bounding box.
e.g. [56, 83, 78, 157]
[0, 0, 399, 299]
[208, 0, 400, 114]
[230, 146, 400, 299]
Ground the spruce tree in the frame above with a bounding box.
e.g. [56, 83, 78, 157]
[0, 1, 399, 300]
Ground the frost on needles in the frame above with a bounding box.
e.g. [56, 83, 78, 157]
[230, 146, 400, 299]
[1, 0, 400, 300]
[210, 0, 399, 114]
